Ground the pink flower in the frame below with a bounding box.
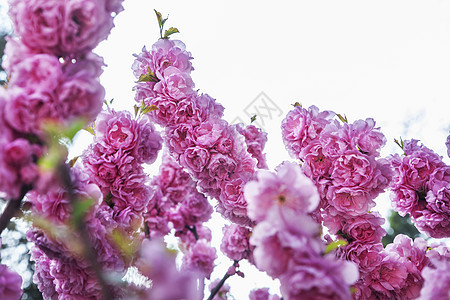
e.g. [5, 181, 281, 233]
[134, 115, 162, 164]
[182, 240, 217, 279]
[385, 235, 429, 299]
[279, 255, 359, 300]
[154, 66, 195, 100]
[9, 0, 64, 53]
[0, 264, 23, 300]
[173, 94, 224, 125]
[180, 146, 211, 173]
[419, 256, 450, 300]
[5, 87, 58, 135]
[340, 118, 386, 157]
[236, 123, 268, 169]
[166, 123, 195, 152]
[220, 224, 253, 261]
[330, 150, 387, 195]
[426, 166, 450, 214]
[411, 209, 450, 238]
[206, 153, 237, 181]
[340, 242, 384, 274]
[359, 253, 408, 299]
[95, 110, 139, 151]
[341, 212, 386, 244]
[281, 105, 334, 159]
[326, 186, 375, 216]
[180, 193, 213, 226]
[249, 288, 270, 300]
[61, 0, 114, 55]
[250, 209, 322, 278]
[7, 53, 62, 91]
[30, 248, 57, 300]
[245, 162, 319, 222]
[57, 58, 105, 122]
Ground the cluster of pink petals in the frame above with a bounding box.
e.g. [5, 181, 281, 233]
[83, 109, 162, 227]
[8, 0, 123, 57]
[281, 105, 391, 223]
[145, 153, 217, 279]
[133, 238, 201, 300]
[245, 162, 359, 299]
[341, 234, 450, 300]
[249, 288, 280, 300]
[220, 223, 254, 262]
[390, 139, 449, 238]
[235, 123, 269, 169]
[0, 0, 123, 200]
[26, 107, 164, 298]
[132, 38, 265, 226]
[418, 244, 450, 300]
[0, 239, 23, 300]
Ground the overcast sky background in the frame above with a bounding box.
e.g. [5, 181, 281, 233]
[3, 0, 450, 298]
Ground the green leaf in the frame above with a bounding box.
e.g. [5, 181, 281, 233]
[336, 113, 348, 123]
[154, 9, 163, 27]
[38, 148, 63, 171]
[85, 126, 95, 136]
[137, 68, 158, 83]
[325, 239, 348, 254]
[141, 105, 159, 114]
[64, 119, 86, 142]
[250, 114, 257, 123]
[394, 137, 404, 150]
[164, 27, 179, 39]
[134, 104, 139, 117]
[68, 156, 79, 168]
[72, 198, 94, 226]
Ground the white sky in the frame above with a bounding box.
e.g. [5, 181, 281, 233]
[94, 2, 450, 297]
[2, 0, 450, 298]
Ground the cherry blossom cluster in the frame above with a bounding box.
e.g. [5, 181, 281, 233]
[132, 238, 202, 300]
[0, 238, 22, 299]
[146, 152, 217, 279]
[27, 108, 163, 299]
[244, 162, 359, 299]
[132, 38, 266, 226]
[281, 104, 450, 298]
[0, 1, 124, 299]
[390, 139, 449, 238]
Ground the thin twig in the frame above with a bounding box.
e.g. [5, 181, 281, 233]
[207, 261, 239, 300]
[0, 185, 31, 235]
[186, 225, 199, 241]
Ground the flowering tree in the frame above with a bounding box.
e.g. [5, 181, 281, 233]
[0, 1, 449, 300]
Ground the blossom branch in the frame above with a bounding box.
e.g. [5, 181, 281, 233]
[57, 162, 113, 300]
[207, 260, 240, 300]
[186, 225, 199, 241]
[0, 185, 31, 235]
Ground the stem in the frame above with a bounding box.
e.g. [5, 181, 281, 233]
[207, 261, 239, 300]
[58, 163, 113, 300]
[207, 271, 232, 300]
[186, 225, 199, 241]
[0, 185, 31, 235]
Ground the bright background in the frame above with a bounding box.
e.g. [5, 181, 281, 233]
[2, 0, 450, 298]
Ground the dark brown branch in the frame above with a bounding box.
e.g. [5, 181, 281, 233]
[0, 185, 31, 235]
[207, 261, 239, 300]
